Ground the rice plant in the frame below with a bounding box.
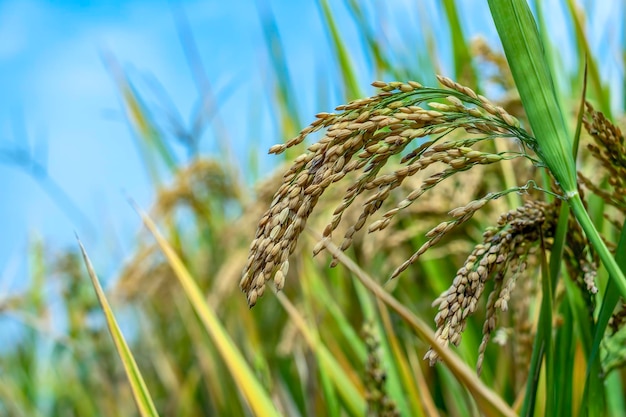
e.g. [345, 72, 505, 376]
[240, 1, 626, 415]
[2, 1, 625, 416]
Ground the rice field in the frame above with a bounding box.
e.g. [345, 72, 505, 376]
[2, 1, 625, 416]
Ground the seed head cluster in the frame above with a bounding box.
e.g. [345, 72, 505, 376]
[363, 323, 399, 417]
[510, 270, 535, 390]
[425, 200, 558, 372]
[579, 102, 626, 219]
[240, 77, 531, 306]
[562, 214, 598, 299]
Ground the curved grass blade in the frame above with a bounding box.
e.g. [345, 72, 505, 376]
[131, 203, 281, 417]
[313, 232, 517, 417]
[76, 237, 160, 417]
[488, 0, 576, 193]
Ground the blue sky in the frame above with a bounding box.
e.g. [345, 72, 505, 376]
[0, 0, 323, 281]
[0, 0, 443, 286]
[0, 0, 622, 290]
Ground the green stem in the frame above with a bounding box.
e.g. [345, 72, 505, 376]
[568, 193, 626, 297]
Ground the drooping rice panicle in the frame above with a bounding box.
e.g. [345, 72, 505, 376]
[241, 78, 535, 306]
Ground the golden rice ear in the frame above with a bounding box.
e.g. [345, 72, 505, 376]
[241, 78, 534, 306]
[427, 200, 559, 371]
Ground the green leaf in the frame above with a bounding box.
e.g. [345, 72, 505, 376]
[488, 0, 577, 194]
[77, 237, 160, 417]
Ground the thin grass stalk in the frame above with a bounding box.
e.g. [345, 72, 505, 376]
[178, 299, 233, 413]
[519, 194, 569, 416]
[562, 271, 604, 416]
[309, 269, 368, 361]
[605, 371, 626, 415]
[104, 52, 178, 181]
[171, 1, 239, 164]
[549, 202, 574, 414]
[318, 355, 340, 417]
[297, 264, 343, 417]
[588, 219, 626, 363]
[540, 236, 555, 416]
[406, 346, 441, 417]
[355, 284, 410, 416]
[438, 366, 475, 417]
[255, 0, 301, 136]
[569, 197, 626, 298]
[176, 370, 202, 417]
[520, 233, 556, 417]
[343, 0, 393, 78]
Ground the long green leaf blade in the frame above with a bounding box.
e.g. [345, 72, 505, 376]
[487, 0, 576, 194]
[77, 238, 160, 417]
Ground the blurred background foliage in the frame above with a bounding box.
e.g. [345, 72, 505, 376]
[1, 0, 625, 416]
